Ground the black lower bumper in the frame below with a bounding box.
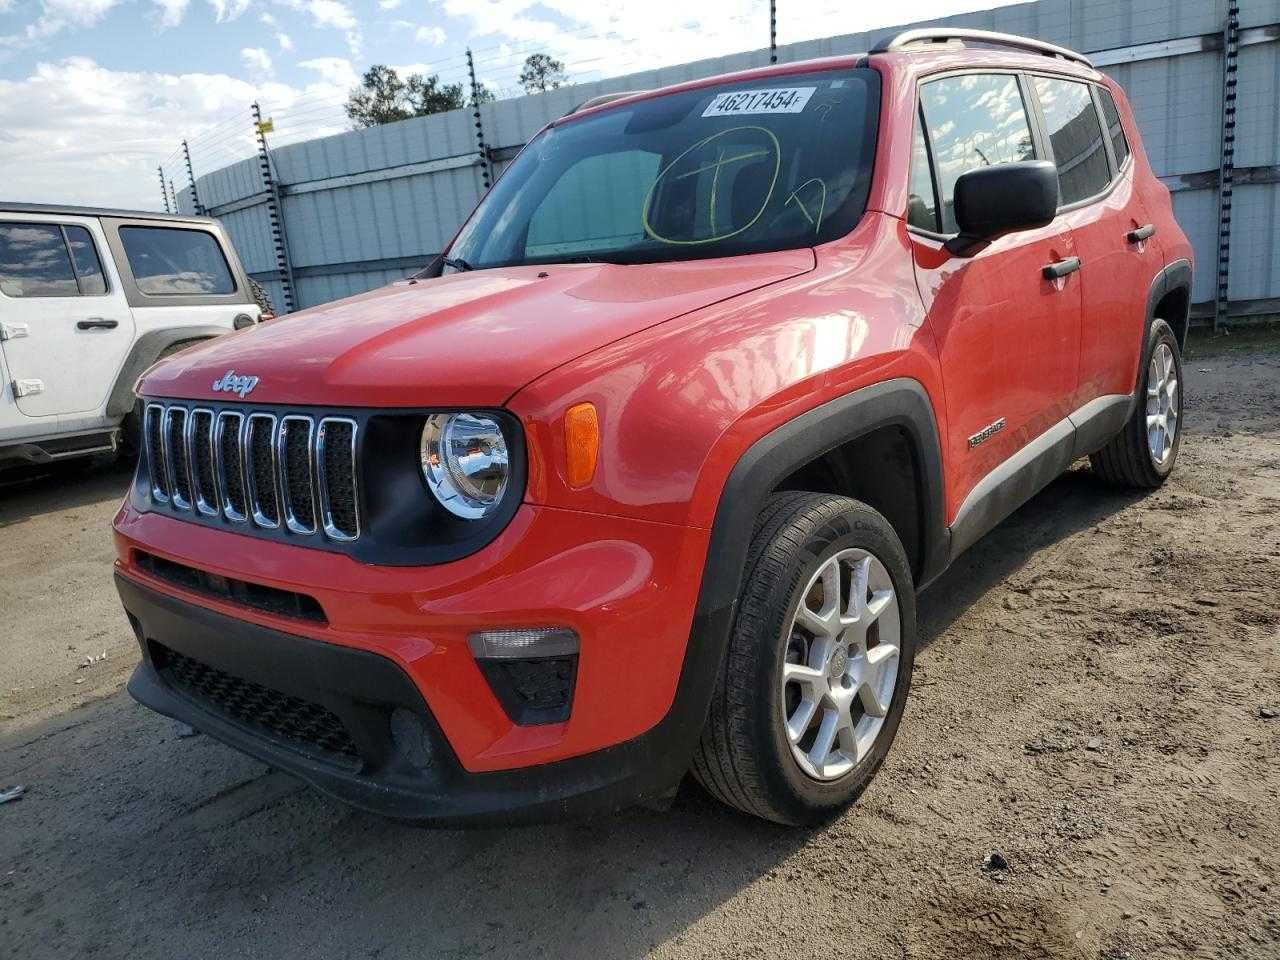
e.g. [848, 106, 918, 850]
[116, 573, 710, 825]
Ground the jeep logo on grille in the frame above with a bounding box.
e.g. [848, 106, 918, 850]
[212, 370, 260, 399]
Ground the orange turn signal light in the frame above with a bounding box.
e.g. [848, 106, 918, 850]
[564, 402, 599, 488]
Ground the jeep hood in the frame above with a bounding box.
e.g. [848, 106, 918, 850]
[140, 250, 815, 408]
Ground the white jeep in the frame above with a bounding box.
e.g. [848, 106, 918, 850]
[0, 203, 265, 467]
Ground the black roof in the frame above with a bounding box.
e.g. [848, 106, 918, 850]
[0, 201, 214, 223]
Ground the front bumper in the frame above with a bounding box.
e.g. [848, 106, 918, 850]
[119, 574, 710, 823]
[113, 502, 726, 822]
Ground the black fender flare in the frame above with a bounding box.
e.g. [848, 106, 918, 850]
[631, 378, 948, 787]
[1125, 258, 1192, 419]
[694, 377, 948, 627]
[106, 325, 230, 418]
[1146, 259, 1193, 354]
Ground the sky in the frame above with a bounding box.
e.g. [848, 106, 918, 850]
[0, 0, 1024, 210]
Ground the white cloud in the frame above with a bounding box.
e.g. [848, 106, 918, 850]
[378, 0, 402, 8]
[43, 0, 120, 26]
[207, 0, 250, 22]
[258, 11, 294, 50]
[241, 46, 274, 79]
[414, 25, 445, 45]
[275, 0, 356, 30]
[296, 56, 358, 89]
[151, 0, 190, 28]
[1, 0, 122, 48]
[273, 0, 361, 55]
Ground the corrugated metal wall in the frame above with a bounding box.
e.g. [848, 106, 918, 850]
[181, 0, 1280, 321]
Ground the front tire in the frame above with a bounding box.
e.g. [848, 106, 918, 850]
[691, 492, 917, 826]
[1091, 317, 1184, 488]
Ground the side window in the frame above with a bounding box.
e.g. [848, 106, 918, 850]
[527, 151, 660, 258]
[907, 108, 939, 232]
[919, 74, 1036, 233]
[1033, 76, 1112, 206]
[0, 222, 79, 298]
[119, 226, 236, 296]
[1096, 86, 1131, 168]
[65, 226, 108, 296]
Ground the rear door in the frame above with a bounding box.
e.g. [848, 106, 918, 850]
[1029, 77, 1163, 406]
[907, 72, 1082, 518]
[0, 216, 135, 419]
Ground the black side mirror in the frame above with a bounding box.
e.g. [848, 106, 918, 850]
[945, 160, 1060, 256]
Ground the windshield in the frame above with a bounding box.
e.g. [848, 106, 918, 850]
[447, 68, 880, 270]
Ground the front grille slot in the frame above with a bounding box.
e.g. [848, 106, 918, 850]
[246, 414, 280, 528]
[215, 412, 247, 522]
[279, 416, 317, 534]
[190, 409, 218, 516]
[144, 404, 169, 502]
[150, 641, 359, 768]
[164, 407, 191, 509]
[142, 401, 360, 544]
[318, 418, 359, 541]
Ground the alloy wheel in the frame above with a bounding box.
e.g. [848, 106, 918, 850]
[780, 548, 902, 781]
[1146, 341, 1179, 465]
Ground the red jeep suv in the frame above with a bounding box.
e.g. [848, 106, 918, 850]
[114, 29, 1192, 826]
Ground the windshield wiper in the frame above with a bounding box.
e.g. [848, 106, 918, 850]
[441, 255, 474, 272]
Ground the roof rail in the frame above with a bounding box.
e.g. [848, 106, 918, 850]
[568, 90, 650, 115]
[870, 28, 1093, 68]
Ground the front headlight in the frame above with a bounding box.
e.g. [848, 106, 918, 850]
[420, 413, 511, 519]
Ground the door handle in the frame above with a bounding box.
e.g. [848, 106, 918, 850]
[1127, 224, 1156, 244]
[76, 318, 119, 330]
[1043, 257, 1081, 281]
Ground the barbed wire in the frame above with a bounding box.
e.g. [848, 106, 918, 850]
[166, 0, 787, 189]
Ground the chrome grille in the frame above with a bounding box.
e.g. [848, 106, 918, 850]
[279, 416, 316, 534]
[247, 414, 280, 528]
[144, 404, 169, 502]
[216, 411, 247, 521]
[142, 402, 360, 543]
[163, 407, 191, 509]
[189, 409, 218, 516]
[317, 418, 359, 541]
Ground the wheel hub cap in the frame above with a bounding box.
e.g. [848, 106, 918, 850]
[1146, 342, 1179, 465]
[780, 548, 902, 782]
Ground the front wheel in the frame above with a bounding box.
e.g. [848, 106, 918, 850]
[1091, 317, 1184, 488]
[691, 492, 917, 826]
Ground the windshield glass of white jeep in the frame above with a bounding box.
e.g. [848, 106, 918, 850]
[447, 68, 880, 269]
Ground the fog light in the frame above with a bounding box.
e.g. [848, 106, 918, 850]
[468, 628, 579, 726]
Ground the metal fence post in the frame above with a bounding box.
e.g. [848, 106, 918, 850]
[158, 166, 171, 213]
[467, 48, 492, 191]
[168, 180, 179, 215]
[1215, 0, 1241, 332]
[770, 0, 778, 64]
[182, 139, 204, 216]
[252, 101, 297, 314]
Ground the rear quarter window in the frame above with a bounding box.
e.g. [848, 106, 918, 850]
[119, 226, 235, 296]
[1097, 86, 1131, 168]
[1032, 76, 1112, 206]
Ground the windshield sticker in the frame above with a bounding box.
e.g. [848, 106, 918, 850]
[702, 87, 816, 118]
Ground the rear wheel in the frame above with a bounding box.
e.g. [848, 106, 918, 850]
[691, 492, 916, 825]
[1091, 318, 1183, 488]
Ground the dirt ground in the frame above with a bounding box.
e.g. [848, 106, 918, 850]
[2, 330, 1278, 960]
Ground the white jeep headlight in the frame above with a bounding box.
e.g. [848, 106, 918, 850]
[420, 413, 511, 519]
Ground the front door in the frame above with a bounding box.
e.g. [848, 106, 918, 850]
[0, 217, 134, 419]
[906, 73, 1082, 519]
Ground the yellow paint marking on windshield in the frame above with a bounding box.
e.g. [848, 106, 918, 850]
[785, 178, 828, 234]
[673, 150, 770, 181]
[641, 125, 781, 246]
